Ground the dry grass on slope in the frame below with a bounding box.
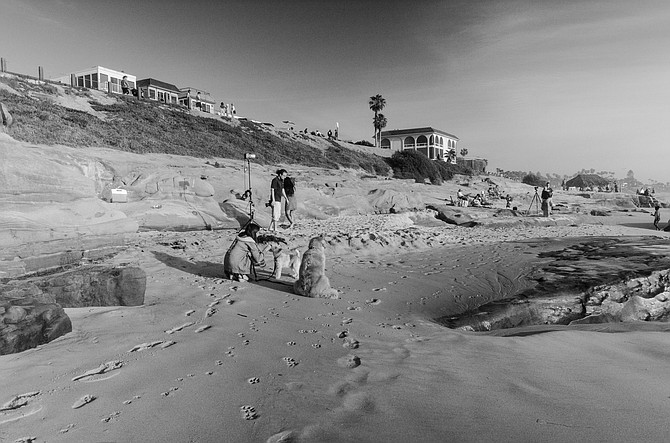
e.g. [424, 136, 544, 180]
[0, 77, 390, 175]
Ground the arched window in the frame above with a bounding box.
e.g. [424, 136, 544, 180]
[417, 135, 428, 146]
[403, 136, 415, 148]
[380, 138, 391, 149]
[429, 135, 434, 145]
[439, 137, 444, 147]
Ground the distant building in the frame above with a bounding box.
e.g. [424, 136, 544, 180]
[136, 78, 180, 104]
[380, 127, 458, 162]
[178, 88, 215, 113]
[52, 66, 136, 95]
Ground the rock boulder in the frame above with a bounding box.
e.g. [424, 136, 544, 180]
[0, 295, 72, 355]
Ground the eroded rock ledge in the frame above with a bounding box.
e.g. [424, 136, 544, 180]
[1, 265, 146, 355]
[443, 268, 670, 332]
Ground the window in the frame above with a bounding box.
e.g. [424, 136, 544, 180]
[417, 135, 428, 147]
[403, 136, 415, 148]
[149, 88, 156, 99]
[429, 135, 434, 145]
[91, 73, 98, 89]
[84, 74, 91, 88]
[77, 76, 84, 87]
[439, 137, 443, 147]
[381, 138, 391, 149]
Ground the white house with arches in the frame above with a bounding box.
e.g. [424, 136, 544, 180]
[379, 127, 459, 162]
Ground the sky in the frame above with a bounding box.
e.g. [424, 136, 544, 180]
[1, 0, 670, 182]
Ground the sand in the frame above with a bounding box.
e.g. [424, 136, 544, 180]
[3, 212, 670, 443]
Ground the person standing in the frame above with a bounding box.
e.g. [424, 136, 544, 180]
[269, 169, 288, 232]
[284, 174, 297, 227]
[653, 205, 661, 230]
[121, 76, 130, 95]
[541, 182, 553, 217]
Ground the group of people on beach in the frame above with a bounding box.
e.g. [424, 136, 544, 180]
[223, 169, 298, 281]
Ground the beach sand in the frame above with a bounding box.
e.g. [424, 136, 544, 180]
[3, 213, 670, 442]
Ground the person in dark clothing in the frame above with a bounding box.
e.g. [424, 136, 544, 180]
[121, 76, 130, 95]
[269, 169, 287, 232]
[284, 175, 297, 227]
[541, 182, 553, 217]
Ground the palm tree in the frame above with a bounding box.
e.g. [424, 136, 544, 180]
[368, 94, 386, 148]
[373, 113, 387, 147]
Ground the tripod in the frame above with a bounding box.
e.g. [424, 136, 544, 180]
[242, 154, 256, 228]
[527, 187, 541, 216]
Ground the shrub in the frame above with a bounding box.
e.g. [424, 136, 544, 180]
[354, 140, 374, 147]
[522, 173, 544, 187]
[386, 150, 442, 184]
[434, 160, 474, 181]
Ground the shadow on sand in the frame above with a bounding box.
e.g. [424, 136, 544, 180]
[151, 251, 223, 278]
[151, 250, 296, 295]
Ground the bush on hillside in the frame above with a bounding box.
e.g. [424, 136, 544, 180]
[326, 141, 390, 176]
[385, 150, 442, 184]
[434, 161, 474, 181]
[354, 140, 374, 147]
[522, 173, 544, 187]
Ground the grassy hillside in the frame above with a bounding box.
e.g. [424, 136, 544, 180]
[0, 75, 390, 175]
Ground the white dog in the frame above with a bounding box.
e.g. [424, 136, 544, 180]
[269, 245, 301, 279]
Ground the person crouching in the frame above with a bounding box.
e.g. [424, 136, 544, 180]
[224, 223, 269, 281]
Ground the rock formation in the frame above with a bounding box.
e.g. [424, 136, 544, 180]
[0, 295, 72, 355]
[0, 265, 146, 354]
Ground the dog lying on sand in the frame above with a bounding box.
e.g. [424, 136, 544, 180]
[294, 236, 338, 298]
[269, 245, 301, 279]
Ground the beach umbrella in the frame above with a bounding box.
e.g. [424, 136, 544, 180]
[565, 174, 610, 189]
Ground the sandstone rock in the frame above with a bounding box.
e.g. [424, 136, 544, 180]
[0, 295, 72, 355]
[427, 204, 478, 227]
[34, 265, 147, 307]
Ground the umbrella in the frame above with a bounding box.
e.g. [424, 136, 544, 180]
[565, 174, 610, 189]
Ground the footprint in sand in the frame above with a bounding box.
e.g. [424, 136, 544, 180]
[372, 287, 387, 292]
[248, 377, 260, 384]
[282, 357, 299, 367]
[72, 360, 123, 381]
[337, 355, 361, 369]
[59, 423, 75, 433]
[165, 322, 195, 334]
[101, 411, 121, 423]
[72, 394, 96, 409]
[343, 337, 359, 349]
[129, 340, 169, 352]
[194, 325, 211, 333]
[240, 405, 258, 420]
[185, 309, 196, 317]
[205, 307, 217, 317]
[366, 298, 381, 305]
[0, 392, 40, 413]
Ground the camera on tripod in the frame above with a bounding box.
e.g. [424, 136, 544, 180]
[244, 153, 256, 159]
